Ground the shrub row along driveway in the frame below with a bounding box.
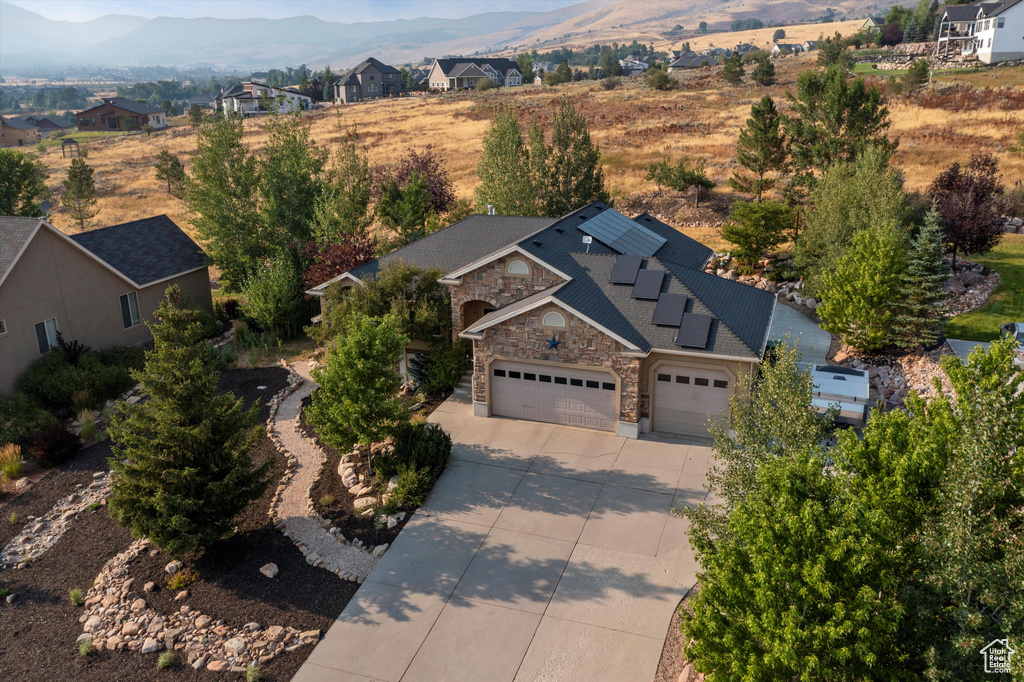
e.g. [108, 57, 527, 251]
[294, 392, 710, 682]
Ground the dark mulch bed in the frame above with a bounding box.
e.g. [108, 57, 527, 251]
[654, 584, 700, 682]
[302, 397, 409, 548]
[0, 366, 356, 681]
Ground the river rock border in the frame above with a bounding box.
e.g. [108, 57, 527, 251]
[0, 472, 112, 570]
[77, 539, 319, 671]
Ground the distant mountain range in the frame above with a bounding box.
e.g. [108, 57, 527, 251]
[0, 0, 898, 74]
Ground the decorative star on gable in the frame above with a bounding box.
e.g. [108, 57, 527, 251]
[548, 336, 561, 349]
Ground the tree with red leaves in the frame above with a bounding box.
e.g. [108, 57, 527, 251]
[300, 230, 378, 293]
[928, 153, 1004, 269]
[372, 146, 455, 216]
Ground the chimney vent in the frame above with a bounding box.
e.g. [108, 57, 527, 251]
[487, 205, 495, 215]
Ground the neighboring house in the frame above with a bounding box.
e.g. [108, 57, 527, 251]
[700, 47, 731, 58]
[770, 43, 804, 56]
[216, 82, 312, 116]
[620, 62, 648, 77]
[802, 40, 819, 52]
[0, 116, 41, 147]
[11, 114, 75, 137]
[427, 58, 523, 90]
[667, 55, 715, 71]
[334, 57, 405, 103]
[0, 215, 211, 394]
[862, 16, 886, 32]
[735, 43, 759, 55]
[308, 202, 775, 440]
[533, 61, 557, 75]
[937, 0, 1024, 63]
[188, 95, 216, 109]
[76, 97, 168, 132]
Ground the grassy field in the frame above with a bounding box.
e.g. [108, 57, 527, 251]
[945, 235, 1024, 341]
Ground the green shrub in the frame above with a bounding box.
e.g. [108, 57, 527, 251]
[391, 466, 434, 507]
[31, 422, 82, 468]
[1, 443, 24, 481]
[69, 588, 84, 605]
[419, 341, 471, 395]
[600, 76, 620, 90]
[193, 305, 226, 339]
[18, 351, 134, 411]
[319, 494, 335, 507]
[96, 345, 146, 372]
[9, 512, 18, 524]
[245, 664, 261, 682]
[79, 638, 95, 657]
[0, 394, 56, 447]
[158, 651, 174, 669]
[89, 502, 102, 511]
[766, 262, 801, 283]
[165, 568, 197, 591]
[78, 408, 98, 441]
[377, 422, 452, 481]
[475, 78, 492, 91]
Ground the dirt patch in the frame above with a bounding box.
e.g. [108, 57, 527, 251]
[654, 584, 702, 682]
[615, 190, 733, 230]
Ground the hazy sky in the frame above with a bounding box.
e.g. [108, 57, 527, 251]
[7, 0, 580, 22]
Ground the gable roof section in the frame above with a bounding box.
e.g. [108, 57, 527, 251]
[101, 97, 164, 115]
[448, 63, 490, 79]
[984, 0, 1024, 15]
[433, 57, 520, 78]
[0, 116, 38, 131]
[943, 4, 983, 20]
[68, 215, 207, 287]
[0, 216, 42, 285]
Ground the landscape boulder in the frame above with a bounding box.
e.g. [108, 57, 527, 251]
[260, 562, 279, 579]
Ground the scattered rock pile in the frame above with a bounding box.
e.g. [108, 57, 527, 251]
[77, 539, 320, 671]
[943, 258, 1000, 317]
[0, 472, 111, 569]
[1002, 216, 1023, 234]
[836, 346, 954, 411]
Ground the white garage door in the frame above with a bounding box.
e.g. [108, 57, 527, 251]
[490, 361, 618, 431]
[652, 365, 732, 437]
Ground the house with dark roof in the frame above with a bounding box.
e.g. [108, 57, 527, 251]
[861, 16, 886, 32]
[427, 58, 523, 90]
[0, 116, 41, 147]
[11, 114, 75, 137]
[936, 0, 1024, 62]
[308, 203, 775, 439]
[75, 97, 168, 132]
[0, 215, 211, 394]
[334, 57, 405, 103]
[216, 82, 312, 116]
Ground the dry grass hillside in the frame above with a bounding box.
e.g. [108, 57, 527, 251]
[35, 56, 1024, 254]
[677, 20, 866, 52]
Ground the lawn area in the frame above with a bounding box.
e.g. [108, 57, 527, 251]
[854, 63, 908, 77]
[945, 234, 1024, 341]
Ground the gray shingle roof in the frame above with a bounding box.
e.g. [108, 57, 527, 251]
[0, 216, 41, 284]
[1, 116, 39, 131]
[434, 57, 521, 78]
[985, 0, 1024, 16]
[100, 97, 165, 115]
[69, 215, 207, 287]
[942, 4, 981, 20]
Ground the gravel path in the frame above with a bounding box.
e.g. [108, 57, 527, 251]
[272, 362, 378, 580]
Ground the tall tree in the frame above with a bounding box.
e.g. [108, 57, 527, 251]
[554, 59, 573, 84]
[928, 153, 1004, 269]
[475, 104, 538, 216]
[0, 149, 51, 217]
[720, 52, 744, 84]
[721, 200, 794, 268]
[817, 32, 854, 70]
[750, 53, 776, 85]
[375, 172, 433, 245]
[183, 114, 264, 290]
[307, 312, 409, 465]
[890, 206, 950, 350]
[300, 229, 377, 293]
[311, 128, 373, 243]
[107, 286, 269, 558]
[784, 66, 898, 189]
[242, 253, 304, 338]
[62, 158, 97, 230]
[153, 150, 185, 197]
[188, 104, 206, 128]
[259, 114, 328, 247]
[516, 53, 535, 83]
[541, 96, 610, 216]
[729, 96, 789, 201]
[322, 65, 335, 100]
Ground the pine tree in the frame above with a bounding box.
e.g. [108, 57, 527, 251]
[63, 158, 97, 230]
[751, 53, 776, 86]
[188, 104, 205, 129]
[474, 104, 537, 216]
[107, 286, 269, 558]
[721, 52, 744, 84]
[891, 207, 950, 349]
[153, 150, 185, 197]
[542, 96, 610, 216]
[729, 96, 789, 201]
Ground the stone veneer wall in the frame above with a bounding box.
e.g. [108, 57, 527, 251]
[472, 307, 642, 424]
[450, 254, 565, 334]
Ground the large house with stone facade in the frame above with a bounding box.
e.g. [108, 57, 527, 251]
[307, 203, 776, 439]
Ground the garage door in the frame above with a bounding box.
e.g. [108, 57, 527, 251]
[652, 365, 732, 437]
[490, 361, 618, 431]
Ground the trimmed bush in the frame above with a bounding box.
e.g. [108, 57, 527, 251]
[391, 466, 434, 507]
[419, 341, 471, 395]
[18, 350, 135, 411]
[0, 394, 55, 448]
[376, 422, 452, 507]
[31, 422, 82, 468]
[96, 346, 146, 372]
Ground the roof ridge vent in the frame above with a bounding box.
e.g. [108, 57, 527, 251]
[532, 240, 543, 247]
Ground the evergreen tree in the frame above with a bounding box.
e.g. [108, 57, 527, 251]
[188, 104, 206, 129]
[554, 60, 573, 84]
[0, 149, 51, 217]
[729, 96, 789, 201]
[184, 114, 264, 290]
[107, 286, 269, 558]
[474, 104, 538, 216]
[322, 65, 335, 100]
[721, 200, 794, 268]
[721, 52, 744, 84]
[540, 96, 610, 216]
[153, 150, 185, 197]
[307, 313, 409, 463]
[750, 53, 776, 85]
[817, 32, 854, 71]
[63, 158, 97, 230]
[890, 207, 950, 350]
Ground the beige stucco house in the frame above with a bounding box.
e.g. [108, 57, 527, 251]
[308, 203, 776, 440]
[0, 215, 211, 394]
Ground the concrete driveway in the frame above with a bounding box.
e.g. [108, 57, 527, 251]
[293, 393, 709, 682]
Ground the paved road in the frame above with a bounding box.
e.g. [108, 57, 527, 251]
[293, 392, 708, 682]
[769, 301, 831, 366]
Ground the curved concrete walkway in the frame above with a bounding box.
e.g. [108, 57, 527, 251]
[273, 362, 377, 580]
[769, 301, 831, 366]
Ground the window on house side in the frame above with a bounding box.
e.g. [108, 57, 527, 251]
[542, 311, 566, 327]
[120, 292, 141, 329]
[35, 318, 58, 354]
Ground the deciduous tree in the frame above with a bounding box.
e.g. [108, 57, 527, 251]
[729, 96, 789, 201]
[311, 128, 373, 243]
[300, 229, 377, 293]
[62, 158, 97, 230]
[0, 149, 51, 217]
[928, 153, 1003, 269]
[259, 114, 328, 247]
[516, 53, 535, 82]
[242, 254, 304, 338]
[475, 104, 539, 216]
[107, 286, 269, 558]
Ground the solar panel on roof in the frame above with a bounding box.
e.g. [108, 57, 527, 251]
[577, 210, 667, 257]
[609, 255, 642, 284]
[676, 313, 712, 348]
[631, 269, 665, 300]
[652, 294, 687, 326]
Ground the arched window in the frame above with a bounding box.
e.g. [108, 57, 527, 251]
[542, 311, 566, 328]
[507, 259, 530, 276]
